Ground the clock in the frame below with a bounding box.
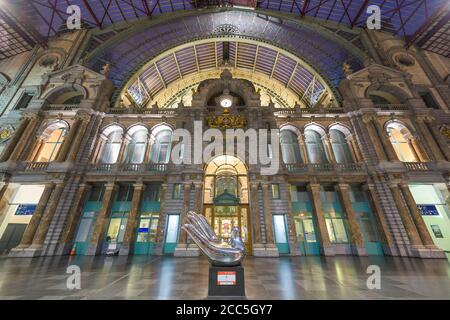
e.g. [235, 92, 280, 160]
[220, 97, 232, 108]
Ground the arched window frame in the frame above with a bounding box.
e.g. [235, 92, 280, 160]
[31, 121, 69, 163]
[329, 126, 353, 164]
[385, 121, 420, 162]
[304, 126, 327, 164]
[149, 125, 173, 164]
[99, 125, 124, 164]
[123, 125, 149, 164]
[280, 128, 303, 164]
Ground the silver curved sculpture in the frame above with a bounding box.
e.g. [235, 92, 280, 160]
[182, 211, 246, 267]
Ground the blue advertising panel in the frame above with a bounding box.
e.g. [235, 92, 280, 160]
[417, 205, 439, 216]
[15, 204, 37, 215]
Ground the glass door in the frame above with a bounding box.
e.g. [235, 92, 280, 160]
[134, 213, 159, 255]
[163, 214, 180, 253]
[273, 214, 290, 254]
[294, 215, 320, 255]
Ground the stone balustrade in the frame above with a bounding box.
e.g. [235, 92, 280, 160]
[285, 162, 365, 173]
[375, 104, 409, 111]
[46, 104, 80, 111]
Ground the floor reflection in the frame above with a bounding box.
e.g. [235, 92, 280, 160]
[0, 255, 449, 300]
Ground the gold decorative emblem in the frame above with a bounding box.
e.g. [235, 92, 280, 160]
[0, 126, 13, 142]
[442, 126, 450, 140]
[206, 109, 247, 129]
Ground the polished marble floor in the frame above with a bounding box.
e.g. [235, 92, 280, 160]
[0, 255, 449, 300]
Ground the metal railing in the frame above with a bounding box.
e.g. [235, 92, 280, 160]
[89, 162, 168, 173]
[404, 162, 429, 171]
[285, 162, 365, 173]
[24, 162, 49, 171]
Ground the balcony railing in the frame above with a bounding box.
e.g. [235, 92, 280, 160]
[24, 162, 49, 171]
[375, 104, 409, 111]
[285, 162, 365, 173]
[89, 162, 168, 173]
[404, 162, 429, 171]
[46, 104, 80, 111]
[109, 108, 177, 115]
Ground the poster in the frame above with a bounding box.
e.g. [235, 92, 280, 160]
[431, 225, 444, 238]
[217, 271, 236, 286]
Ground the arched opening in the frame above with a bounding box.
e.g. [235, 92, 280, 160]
[329, 129, 353, 163]
[304, 128, 327, 163]
[29, 121, 68, 162]
[98, 125, 124, 164]
[386, 122, 424, 162]
[149, 125, 172, 164]
[203, 155, 251, 253]
[123, 125, 148, 164]
[280, 129, 303, 164]
[46, 86, 85, 105]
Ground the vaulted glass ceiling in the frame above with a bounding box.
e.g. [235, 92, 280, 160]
[122, 39, 332, 109]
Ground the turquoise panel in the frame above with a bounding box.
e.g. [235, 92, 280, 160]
[84, 201, 102, 212]
[365, 242, 384, 255]
[112, 202, 131, 212]
[304, 242, 320, 255]
[134, 242, 155, 255]
[75, 242, 89, 255]
[141, 201, 160, 212]
[276, 243, 290, 254]
[292, 202, 313, 212]
[163, 243, 177, 254]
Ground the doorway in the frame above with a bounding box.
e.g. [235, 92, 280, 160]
[203, 155, 252, 254]
[163, 214, 180, 254]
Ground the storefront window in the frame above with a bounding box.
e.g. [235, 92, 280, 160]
[321, 186, 349, 244]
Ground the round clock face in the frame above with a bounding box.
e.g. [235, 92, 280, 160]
[220, 97, 232, 108]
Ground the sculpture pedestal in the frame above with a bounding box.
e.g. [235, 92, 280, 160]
[208, 266, 246, 298]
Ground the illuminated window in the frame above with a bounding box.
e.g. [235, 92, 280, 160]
[172, 183, 182, 199]
[330, 129, 352, 163]
[280, 129, 302, 164]
[386, 122, 418, 162]
[100, 127, 123, 164]
[32, 122, 67, 162]
[124, 126, 148, 164]
[271, 184, 280, 199]
[150, 126, 172, 164]
[305, 129, 327, 163]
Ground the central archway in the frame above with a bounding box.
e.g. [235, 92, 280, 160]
[203, 155, 252, 254]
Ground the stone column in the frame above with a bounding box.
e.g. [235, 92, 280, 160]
[261, 183, 274, 244]
[362, 116, 387, 161]
[322, 135, 336, 163]
[347, 135, 361, 162]
[155, 183, 168, 247]
[0, 182, 11, 229]
[56, 118, 81, 162]
[143, 134, 152, 163]
[193, 182, 203, 215]
[250, 183, 262, 244]
[297, 134, 309, 163]
[120, 182, 144, 255]
[336, 183, 367, 256]
[416, 117, 445, 161]
[0, 116, 30, 162]
[87, 182, 116, 255]
[285, 183, 298, 244]
[409, 136, 429, 162]
[66, 114, 90, 162]
[178, 183, 192, 244]
[399, 183, 435, 247]
[117, 135, 128, 163]
[9, 113, 40, 161]
[10, 183, 54, 251]
[57, 183, 90, 255]
[307, 183, 333, 255]
[29, 182, 66, 250]
[427, 119, 450, 161]
[372, 119, 398, 161]
[388, 182, 422, 247]
[363, 183, 394, 250]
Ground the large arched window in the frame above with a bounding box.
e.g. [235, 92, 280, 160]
[124, 126, 148, 164]
[31, 121, 68, 162]
[280, 129, 303, 164]
[99, 126, 123, 164]
[330, 129, 352, 163]
[386, 122, 419, 162]
[150, 125, 172, 164]
[304, 129, 327, 163]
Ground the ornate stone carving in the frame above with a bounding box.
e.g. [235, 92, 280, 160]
[206, 109, 247, 129]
